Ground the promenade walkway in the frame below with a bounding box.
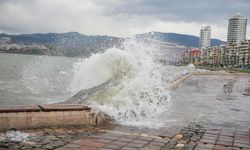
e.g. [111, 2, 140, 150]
[0, 124, 250, 150]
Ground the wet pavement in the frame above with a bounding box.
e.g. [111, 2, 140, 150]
[167, 74, 250, 128]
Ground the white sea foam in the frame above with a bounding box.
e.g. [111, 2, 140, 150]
[68, 38, 194, 128]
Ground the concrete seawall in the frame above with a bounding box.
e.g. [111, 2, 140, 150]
[166, 73, 191, 90]
[166, 71, 249, 91]
[0, 104, 110, 132]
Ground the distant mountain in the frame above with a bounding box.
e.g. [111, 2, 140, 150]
[0, 32, 123, 56]
[0, 32, 111, 44]
[0, 31, 225, 56]
[135, 32, 225, 48]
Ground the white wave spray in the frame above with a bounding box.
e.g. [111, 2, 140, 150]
[68, 38, 187, 128]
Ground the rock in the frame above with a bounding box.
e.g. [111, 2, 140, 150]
[176, 143, 185, 147]
[57, 135, 66, 139]
[0, 142, 8, 148]
[174, 134, 183, 140]
[95, 111, 112, 126]
[89, 112, 97, 126]
[22, 141, 36, 145]
[161, 140, 177, 149]
[32, 144, 42, 148]
[50, 141, 65, 148]
[43, 144, 54, 150]
[45, 135, 58, 141]
[178, 140, 187, 144]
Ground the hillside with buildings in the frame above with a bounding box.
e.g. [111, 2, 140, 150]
[0, 32, 124, 57]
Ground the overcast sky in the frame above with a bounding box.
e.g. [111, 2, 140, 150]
[0, 0, 249, 40]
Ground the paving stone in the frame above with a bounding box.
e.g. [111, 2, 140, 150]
[101, 135, 120, 140]
[191, 135, 202, 141]
[233, 143, 250, 149]
[202, 134, 218, 139]
[205, 130, 220, 135]
[153, 138, 170, 144]
[236, 129, 249, 132]
[199, 138, 216, 144]
[218, 136, 233, 142]
[234, 140, 250, 145]
[234, 136, 250, 141]
[117, 137, 134, 142]
[99, 148, 114, 150]
[112, 141, 128, 146]
[121, 147, 138, 150]
[72, 139, 106, 148]
[78, 146, 98, 150]
[235, 132, 249, 136]
[216, 140, 233, 146]
[133, 139, 149, 144]
[137, 136, 154, 141]
[234, 135, 250, 143]
[104, 144, 121, 149]
[220, 132, 235, 137]
[213, 145, 231, 150]
[141, 144, 162, 150]
[96, 139, 113, 143]
[220, 129, 235, 137]
[195, 143, 214, 150]
[185, 142, 196, 150]
[59, 143, 81, 149]
[150, 141, 166, 147]
[123, 135, 138, 139]
[161, 140, 177, 149]
[126, 142, 145, 148]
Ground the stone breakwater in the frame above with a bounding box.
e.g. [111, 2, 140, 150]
[0, 124, 250, 150]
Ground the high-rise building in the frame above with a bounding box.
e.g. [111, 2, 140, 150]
[199, 26, 211, 48]
[227, 13, 247, 43]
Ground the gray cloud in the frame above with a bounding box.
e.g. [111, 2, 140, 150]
[96, 0, 250, 22]
[0, 0, 249, 40]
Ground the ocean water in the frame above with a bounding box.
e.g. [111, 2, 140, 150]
[0, 39, 197, 128]
[0, 53, 78, 105]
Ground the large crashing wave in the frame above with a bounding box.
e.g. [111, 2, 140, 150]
[67, 38, 186, 128]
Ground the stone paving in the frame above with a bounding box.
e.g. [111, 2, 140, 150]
[0, 124, 250, 150]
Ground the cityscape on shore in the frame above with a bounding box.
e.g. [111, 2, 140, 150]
[182, 13, 249, 68]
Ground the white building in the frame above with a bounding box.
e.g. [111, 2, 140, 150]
[199, 26, 211, 49]
[227, 13, 247, 43]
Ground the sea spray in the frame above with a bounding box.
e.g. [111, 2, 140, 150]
[68, 38, 172, 128]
